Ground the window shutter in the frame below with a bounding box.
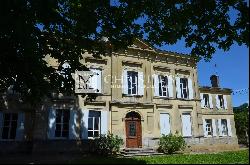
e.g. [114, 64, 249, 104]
[188, 78, 193, 99]
[16, 112, 25, 141]
[69, 109, 79, 139]
[218, 119, 222, 136]
[168, 75, 173, 98]
[176, 77, 181, 98]
[182, 114, 192, 137]
[212, 119, 217, 136]
[96, 69, 102, 93]
[138, 71, 144, 95]
[80, 109, 89, 139]
[216, 95, 220, 109]
[48, 108, 56, 139]
[209, 94, 213, 109]
[160, 113, 171, 136]
[154, 74, 159, 97]
[200, 93, 205, 108]
[0, 112, 3, 139]
[203, 119, 207, 137]
[227, 119, 232, 137]
[122, 70, 128, 94]
[223, 95, 228, 109]
[101, 111, 108, 135]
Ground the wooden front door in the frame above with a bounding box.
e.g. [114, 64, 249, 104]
[125, 118, 142, 148]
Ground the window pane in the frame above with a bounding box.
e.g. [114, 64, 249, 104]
[4, 114, 11, 121]
[9, 126, 17, 139]
[12, 114, 18, 121]
[63, 110, 70, 122]
[63, 123, 69, 132]
[2, 127, 9, 139]
[55, 130, 61, 137]
[55, 124, 61, 132]
[129, 122, 136, 137]
[88, 118, 93, 130]
[3, 121, 10, 127]
[94, 117, 99, 130]
[88, 131, 93, 138]
[62, 131, 68, 138]
[94, 131, 99, 137]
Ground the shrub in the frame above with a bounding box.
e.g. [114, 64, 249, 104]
[93, 132, 124, 156]
[158, 133, 186, 154]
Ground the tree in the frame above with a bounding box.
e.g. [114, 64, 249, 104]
[233, 103, 249, 146]
[0, 0, 249, 103]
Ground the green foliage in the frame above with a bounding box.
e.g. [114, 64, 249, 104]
[0, 0, 249, 103]
[233, 103, 249, 146]
[93, 132, 124, 156]
[158, 133, 186, 154]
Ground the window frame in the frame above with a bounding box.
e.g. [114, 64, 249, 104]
[205, 119, 213, 137]
[221, 119, 228, 136]
[203, 94, 210, 108]
[218, 95, 225, 109]
[88, 110, 101, 139]
[127, 71, 138, 96]
[180, 78, 189, 99]
[1, 113, 18, 140]
[159, 75, 169, 97]
[54, 109, 70, 139]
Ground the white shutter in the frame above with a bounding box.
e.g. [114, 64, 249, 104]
[182, 114, 192, 137]
[96, 69, 102, 93]
[188, 78, 193, 99]
[218, 119, 222, 136]
[216, 95, 220, 109]
[160, 113, 170, 135]
[176, 77, 181, 98]
[48, 108, 56, 139]
[154, 74, 159, 96]
[200, 93, 205, 108]
[203, 119, 207, 137]
[90, 69, 101, 93]
[16, 112, 25, 141]
[168, 75, 173, 98]
[69, 109, 79, 139]
[209, 94, 213, 109]
[227, 119, 232, 137]
[122, 70, 128, 94]
[0, 112, 3, 139]
[212, 119, 217, 136]
[223, 95, 228, 109]
[101, 111, 108, 135]
[138, 71, 144, 95]
[81, 109, 89, 139]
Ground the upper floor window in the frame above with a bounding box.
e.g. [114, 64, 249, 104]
[123, 69, 144, 96]
[159, 76, 169, 97]
[55, 109, 70, 138]
[200, 93, 213, 109]
[127, 71, 138, 95]
[180, 78, 188, 99]
[154, 74, 173, 98]
[216, 95, 228, 109]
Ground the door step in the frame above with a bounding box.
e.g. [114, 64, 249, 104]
[120, 148, 164, 157]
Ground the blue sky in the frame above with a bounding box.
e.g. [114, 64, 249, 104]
[157, 40, 249, 107]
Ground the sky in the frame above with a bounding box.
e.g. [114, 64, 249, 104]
[157, 40, 249, 107]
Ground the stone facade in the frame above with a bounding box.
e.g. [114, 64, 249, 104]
[0, 39, 238, 154]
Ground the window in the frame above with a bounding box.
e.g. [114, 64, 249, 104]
[181, 113, 192, 137]
[180, 78, 188, 99]
[127, 71, 138, 95]
[218, 95, 224, 109]
[128, 121, 136, 137]
[159, 76, 169, 97]
[55, 109, 70, 138]
[203, 94, 209, 108]
[221, 119, 228, 136]
[88, 111, 101, 138]
[89, 68, 102, 93]
[2, 113, 18, 139]
[205, 119, 212, 136]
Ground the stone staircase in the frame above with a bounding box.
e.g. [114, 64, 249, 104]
[120, 148, 164, 157]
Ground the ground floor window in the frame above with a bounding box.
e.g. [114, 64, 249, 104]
[55, 109, 70, 138]
[221, 119, 228, 136]
[1, 113, 18, 139]
[88, 111, 101, 139]
[205, 119, 212, 136]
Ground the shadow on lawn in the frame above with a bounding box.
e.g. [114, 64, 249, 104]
[72, 156, 147, 164]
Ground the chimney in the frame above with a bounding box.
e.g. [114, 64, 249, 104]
[210, 75, 219, 87]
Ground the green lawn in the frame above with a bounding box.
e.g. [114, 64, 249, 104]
[73, 149, 249, 164]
